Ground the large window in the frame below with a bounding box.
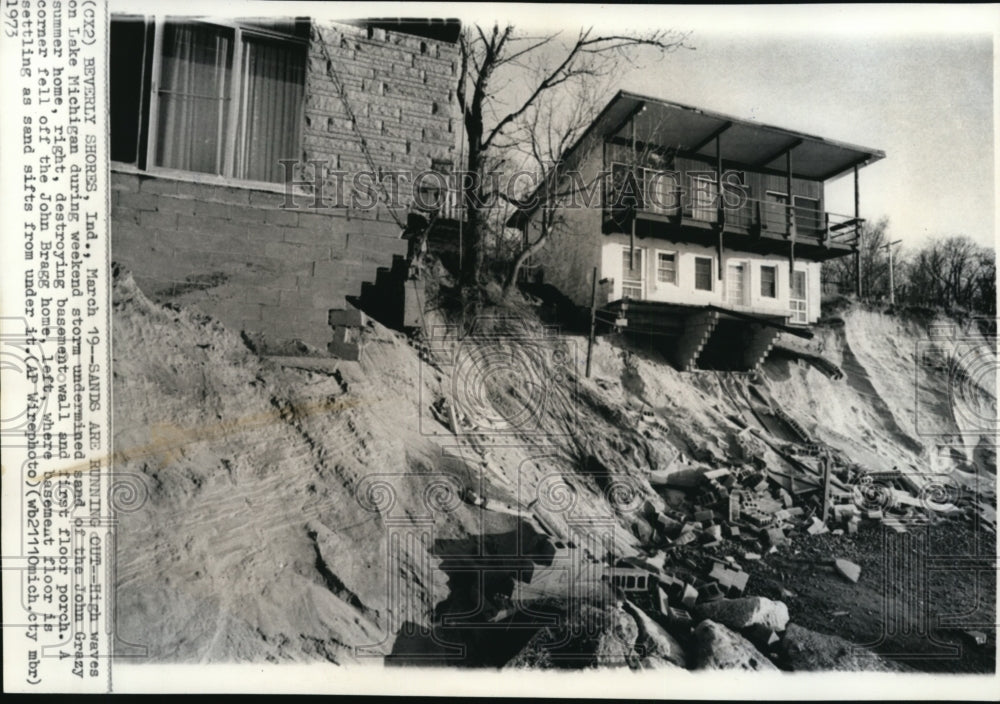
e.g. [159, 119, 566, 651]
[760, 265, 777, 298]
[694, 256, 714, 292]
[111, 17, 307, 184]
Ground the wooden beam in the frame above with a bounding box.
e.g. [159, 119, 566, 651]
[605, 101, 646, 142]
[754, 137, 803, 169]
[854, 165, 862, 297]
[690, 121, 733, 153]
[819, 153, 874, 182]
[716, 133, 724, 279]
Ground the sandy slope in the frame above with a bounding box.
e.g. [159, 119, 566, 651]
[113, 271, 995, 664]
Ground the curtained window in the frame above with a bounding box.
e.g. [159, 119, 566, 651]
[142, 19, 305, 183]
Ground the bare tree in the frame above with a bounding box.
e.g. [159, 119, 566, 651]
[454, 24, 692, 294]
[824, 217, 893, 299]
[902, 235, 996, 315]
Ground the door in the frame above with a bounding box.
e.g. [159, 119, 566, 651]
[621, 247, 644, 299]
[793, 196, 821, 237]
[727, 262, 747, 306]
[765, 191, 789, 234]
[790, 269, 808, 323]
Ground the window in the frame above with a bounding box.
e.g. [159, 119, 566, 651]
[656, 251, 677, 284]
[645, 169, 678, 215]
[694, 256, 714, 291]
[760, 265, 777, 298]
[790, 270, 808, 324]
[621, 247, 644, 299]
[111, 17, 307, 184]
[727, 262, 747, 305]
[691, 176, 718, 222]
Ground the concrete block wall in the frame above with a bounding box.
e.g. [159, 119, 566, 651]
[742, 324, 782, 371]
[303, 22, 459, 219]
[111, 170, 408, 349]
[672, 310, 720, 371]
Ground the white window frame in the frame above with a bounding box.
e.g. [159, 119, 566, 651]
[144, 16, 307, 186]
[790, 268, 808, 324]
[694, 255, 714, 292]
[655, 249, 678, 286]
[760, 264, 778, 299]
[621, 246, 645, 299]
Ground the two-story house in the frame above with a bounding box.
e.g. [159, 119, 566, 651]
[511, 91, 884, 371]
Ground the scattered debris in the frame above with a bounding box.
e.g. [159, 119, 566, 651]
[833, 559, 861, 584]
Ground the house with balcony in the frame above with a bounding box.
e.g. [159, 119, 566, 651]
[510, 91, 884, 371]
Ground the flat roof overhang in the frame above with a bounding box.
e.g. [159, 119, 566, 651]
[600, 91, 885, 181]
[507, 90, 884, 228]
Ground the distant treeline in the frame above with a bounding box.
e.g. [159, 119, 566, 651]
[825, 218, 996, 317]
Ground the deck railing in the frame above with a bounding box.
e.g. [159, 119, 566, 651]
[606, 165, 862, 244]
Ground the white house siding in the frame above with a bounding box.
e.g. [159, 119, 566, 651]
[600, 236, 823, 324]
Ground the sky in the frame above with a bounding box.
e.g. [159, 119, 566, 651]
[115, 2, 997, 250]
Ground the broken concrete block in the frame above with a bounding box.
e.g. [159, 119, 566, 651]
[743, 552, 761, 561]
[693, 509, 714, 523]
[705, 524, 723, 541]
[834, 559, 861, 584]
[865, 509, 884, 520]
[806, 517, 829, 535]
[729, 570, 749, 595]
[328, 307, 368, 327]
[695, 596, 790, 632]
[728, 493, 742, 522]
[674, 531, 697, 547]
[328, 325, 362, 360]
[766, 527, 787, 546]
[666, 606, 693, 629]
[699, 582, 725, 602]
[681, 583, 699, 609]
[692, 621, 779, 671]
[963, 630, 987, 646]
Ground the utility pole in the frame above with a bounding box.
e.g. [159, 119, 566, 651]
[879, 239, 903, 305]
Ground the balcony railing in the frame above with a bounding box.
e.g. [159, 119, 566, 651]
[606, 165, 862, 245]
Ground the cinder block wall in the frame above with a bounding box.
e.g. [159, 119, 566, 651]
[109, 21, 458, 350]
[304, 22, 459, 208]
[111, 171, 408, 348]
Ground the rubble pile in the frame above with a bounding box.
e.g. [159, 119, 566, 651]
[582, 409, 979, 671]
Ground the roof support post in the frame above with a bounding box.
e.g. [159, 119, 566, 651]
[786, 150, 796, 276]
[716, 134, 724, 280]
[854, 165, 862, 298]
[630, 113, 638, 270]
